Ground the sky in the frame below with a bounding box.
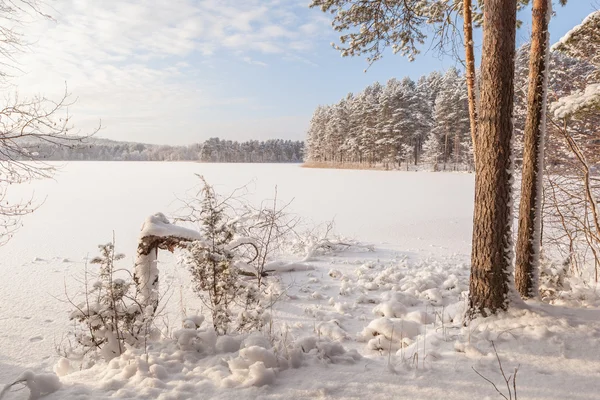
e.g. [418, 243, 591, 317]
[11, 0, 599, 145]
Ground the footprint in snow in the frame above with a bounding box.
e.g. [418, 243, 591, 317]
[29, 335, 43, 342]
[537, 369, 553, 375]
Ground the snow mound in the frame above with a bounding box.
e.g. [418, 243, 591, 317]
[0, 371, 61, 399]
[240, 332, 272, 349]
[328, 269, 343, 279]
[405, 310, 435, 324]
[316, 319, 349, 341]
[294, 336, 362, 364]
[237, 346, 278, 369]
[54, 358, 73, 377]
[360, 317, 423, 351]
[215, 335, 241, 353]
[46, 330, 362, 397]
[373, 300, 407, 318]
[173, 320, 217, 354]
[264, 260, 315, 273]
[242, 361, 276, 387]
[183, 315, 205, 329]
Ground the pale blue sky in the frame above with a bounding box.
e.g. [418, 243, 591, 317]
[17, 0, 598, 145]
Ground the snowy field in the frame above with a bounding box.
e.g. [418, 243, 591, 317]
[1, 162, 599, 399]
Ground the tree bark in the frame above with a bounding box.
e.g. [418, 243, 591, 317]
[454, 131, 460, 169]
[134, 234, 195, 312]
[468, 0, 517, 318]
[515, 0, 551, 299]
[444, 129, 449, 170]
[463, 0, 478, 165]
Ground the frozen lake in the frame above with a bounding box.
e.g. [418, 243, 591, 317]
[0, 162, 476, 262]
[0, 162, 475, 380]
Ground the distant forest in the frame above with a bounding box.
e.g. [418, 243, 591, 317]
[21, 137, 304, 163]
[305, 44, 597, 171]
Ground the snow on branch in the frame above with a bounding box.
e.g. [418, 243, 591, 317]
[550, 83, 600, 119]
[550, 11, 600, 120]
[552, 10, 600, 69]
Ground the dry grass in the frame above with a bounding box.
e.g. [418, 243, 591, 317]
[301, 162, 400, 171]
[302, 161, 474, 173]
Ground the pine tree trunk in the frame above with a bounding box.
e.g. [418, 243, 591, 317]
[463, 0, 478, 165]
[444, 130, 449, 170]
[413, 139, 417, 165]
[454, 131, 460, 169]
[468, 0, 517, 318]
[515, 0, 551, 299]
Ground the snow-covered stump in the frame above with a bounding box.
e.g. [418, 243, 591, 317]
[134, 213, 201, 313]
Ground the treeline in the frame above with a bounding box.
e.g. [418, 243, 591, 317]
[305, 44, 597, 171]
[198, 138, 303, 163]
[22, 137, 304, 163]
[306, 68, 471, 170]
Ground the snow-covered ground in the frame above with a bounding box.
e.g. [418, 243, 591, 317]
[1, 162, 599, 399]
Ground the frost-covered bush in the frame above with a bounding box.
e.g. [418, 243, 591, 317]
[234, 281, 266, 332]
[186, 238, 239, 335]
[180, 177, 295, 336]
[68, 242, 153, 361]
[183, 177, 264, 335]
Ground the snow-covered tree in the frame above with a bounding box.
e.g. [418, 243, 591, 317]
[304, 69, 472, 170]
[430, 68, 471, 170]
[185, 178, 239, 335]
[550, 10, 600, 120]
[421, 133, 443, 170]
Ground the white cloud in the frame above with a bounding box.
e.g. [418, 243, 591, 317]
[243, 57, 268, 67]
[7, 0, 332, 144]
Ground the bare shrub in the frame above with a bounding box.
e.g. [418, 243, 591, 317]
[472, 341, 519, 400]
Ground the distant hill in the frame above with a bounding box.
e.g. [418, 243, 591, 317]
[16, 136, 304, 163]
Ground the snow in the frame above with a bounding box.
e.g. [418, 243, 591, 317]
[215, 335, 241, 354]
[0, 162, 599, 399]
[0, 370, 61, 399]
[551, 10, 600, 52]
[550, 9, 599, 120]
[550, 83, 600, 119]
[372, 300, 407, 318]
[263, 260, 315, 273]
[139, 212, 201, 241]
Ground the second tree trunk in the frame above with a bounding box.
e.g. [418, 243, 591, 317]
[515, 0, 551, 299]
